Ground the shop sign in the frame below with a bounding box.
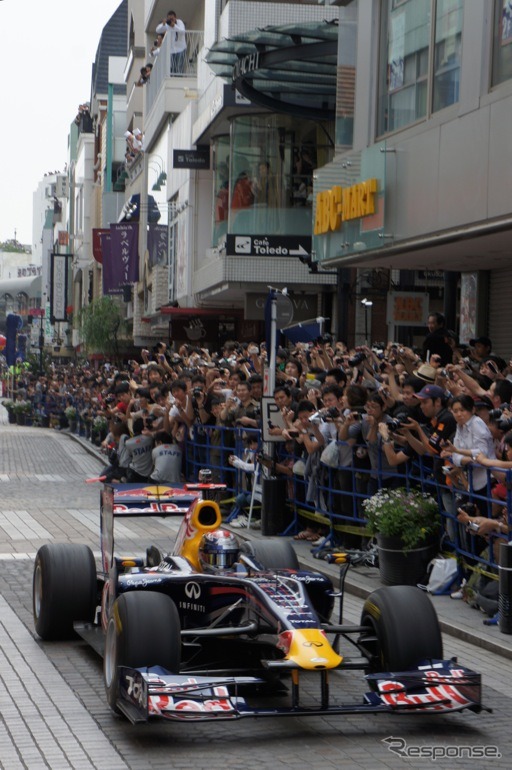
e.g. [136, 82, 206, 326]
[173, 147, 210, 169]
[232, 52, 260, 80]
[314, 179, 378, 235]
[226, 234, 311, 258]
[50, 253, 71, 323]
[386, 292, 429, 327]
[246, 292, 317, 322]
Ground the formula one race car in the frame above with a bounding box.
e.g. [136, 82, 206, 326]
[33, 483, 488, 724]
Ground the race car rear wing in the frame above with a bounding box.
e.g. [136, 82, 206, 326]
[100, 483, 222, 576]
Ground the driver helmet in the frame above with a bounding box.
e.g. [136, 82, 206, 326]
[199, 529, 240, 572]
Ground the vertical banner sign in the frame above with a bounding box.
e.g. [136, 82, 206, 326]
[106, 223, 140, 293]
[147, 224, 168, 267]
[92, 228, 109, 264]
[101, 231, 116, 294]
[50, 253, 70, 322]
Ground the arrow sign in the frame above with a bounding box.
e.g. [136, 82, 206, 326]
[226, 234, 311, 257]
[289, 244, 309, 256]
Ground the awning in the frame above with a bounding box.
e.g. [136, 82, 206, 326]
[206, 21, 338, 120]
[119, 194, 161, 223]
[0, 275, 41, 299]
[281, 318, 322, 344]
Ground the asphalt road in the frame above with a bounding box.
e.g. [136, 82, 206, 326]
[1, 420, 511, 769]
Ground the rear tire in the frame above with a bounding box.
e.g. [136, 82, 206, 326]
[104, 591, 181, 713]
[247, 539, 299, 570]
[360, 585, 443, 672]
[33, 544, 97, 640]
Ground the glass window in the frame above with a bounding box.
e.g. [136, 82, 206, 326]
[378, 0, 431, 134]
[16, 292, 29, 314]
[4, 293, 14, 314]
[378, 0, 462, 135]
[212, 136, 230, 247]
[168, 200, 178, 303]
[227, 114, 332, 238]
[432, 0, 463, 112]
[492, 0, 512, 86]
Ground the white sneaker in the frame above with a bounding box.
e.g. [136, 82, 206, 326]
[230, 514, 249, 528]
[450, 579, 466, 600]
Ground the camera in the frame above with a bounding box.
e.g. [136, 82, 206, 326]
[193, 388, 203, 396]
[326, 406, 340, 419]
[467, 521, 480, 532]
[489, 407, 512, 431]
[459, 502, 477, 515]
[308, 412, 323, 424]
[387, 415, 408, 432]
[348, 352, 366, 367]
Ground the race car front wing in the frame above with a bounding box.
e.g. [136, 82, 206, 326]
[114, 658, 488, 724]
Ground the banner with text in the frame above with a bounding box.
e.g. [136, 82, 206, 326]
[50, 253, 71, 322]
[103, 223, 139, 294]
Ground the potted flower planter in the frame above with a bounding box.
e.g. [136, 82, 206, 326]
[363, 487, 441, 588]
[376, 532, 439, 586]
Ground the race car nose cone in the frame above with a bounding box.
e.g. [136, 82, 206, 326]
[278, 629, 342, 670]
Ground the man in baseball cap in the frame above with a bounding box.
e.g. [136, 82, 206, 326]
[415, 384, 447, 401]
[469, 336, 492, 364]
[400, 382, 456, 470]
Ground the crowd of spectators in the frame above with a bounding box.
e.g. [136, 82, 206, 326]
[2, 314, 511, 606]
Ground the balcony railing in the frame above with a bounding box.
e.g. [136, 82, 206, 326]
[146, 29, 204, 115]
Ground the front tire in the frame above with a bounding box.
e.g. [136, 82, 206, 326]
[104, 591, 181, 714]
[33, 544, 97, 640]
[247, 539, 299, 570]
[359, 585, 443, 672]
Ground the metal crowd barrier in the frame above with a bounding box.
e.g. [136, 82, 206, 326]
[183, 428, 511, 579]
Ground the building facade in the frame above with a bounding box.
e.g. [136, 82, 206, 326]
[314, 0, 512, 354]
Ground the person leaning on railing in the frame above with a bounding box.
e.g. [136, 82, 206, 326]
[440, 394, 496, 513]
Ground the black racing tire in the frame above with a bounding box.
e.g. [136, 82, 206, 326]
[33, 543, 97, 640]
[360, 585, 443, 673]
[247, 539, 299, 571]
[104, 591, 181, 714]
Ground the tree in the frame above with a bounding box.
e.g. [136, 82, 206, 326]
[0, 239, 29, 253]
[78, 296, 127, 358]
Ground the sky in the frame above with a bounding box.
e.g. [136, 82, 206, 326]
[0, 0, 125, 249]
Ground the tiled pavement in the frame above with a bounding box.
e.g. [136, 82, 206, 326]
[1, 405, 512, 767]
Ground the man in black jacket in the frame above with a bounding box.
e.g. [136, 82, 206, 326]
[422, 312, 453, 365]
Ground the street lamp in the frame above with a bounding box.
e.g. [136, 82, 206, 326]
[361, 297, 373, 345]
